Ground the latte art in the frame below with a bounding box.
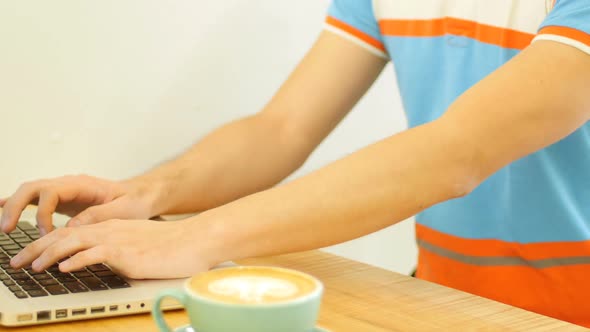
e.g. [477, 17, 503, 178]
[208, 276, 298, 303]
[189, 266, 319, 304]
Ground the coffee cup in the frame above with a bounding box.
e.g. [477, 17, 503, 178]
[152, 266, 323, 332]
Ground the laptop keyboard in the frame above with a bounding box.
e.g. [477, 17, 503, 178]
[0, 221, 130, 299]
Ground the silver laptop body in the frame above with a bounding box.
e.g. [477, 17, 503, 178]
[0, 216, 185, 327]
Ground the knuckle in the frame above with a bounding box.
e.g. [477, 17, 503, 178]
[18, 181, 33, 191]
[43, 245, 58, 259]
[38, 185, 56, 195]
[58, 175, 77, 184]
[55, 227, 72, 238]
[78, 209, 96, 224]
[96, 246, 110, 261]
[75, 174, 92, 181]
[26, 241, 40, 253]
[73, 232, 89, 246]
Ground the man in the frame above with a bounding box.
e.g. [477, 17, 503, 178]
[1, 0, 589, 326]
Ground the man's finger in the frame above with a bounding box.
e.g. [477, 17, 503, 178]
[60, 246, 109, 272]
[32, 231, 93, 271]
[10, 227, 72, 269]
[67, 198, 134, 227]
[0, 182, 43, 233]
[0, 198, 7, 207]
[36, 190, 60, 236]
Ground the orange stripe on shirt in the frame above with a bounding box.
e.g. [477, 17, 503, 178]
[416, 248, 590, 327]
[416, 223, 590, 260]
[325, 16, 386, 52]
[379, 17, 534, 50]
[538, 26, 590, 47]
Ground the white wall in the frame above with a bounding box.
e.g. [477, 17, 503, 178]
[0, 1, 416, 274]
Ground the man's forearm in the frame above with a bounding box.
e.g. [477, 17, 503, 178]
[125, 32, 387, 217]
[193, 40, 590, 266]
[129, 112, 313, 216]
[194, 120, 473, 266]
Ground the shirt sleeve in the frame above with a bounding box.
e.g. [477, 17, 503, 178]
[325, 0, 389, 59]
[533, 0, 590, 55]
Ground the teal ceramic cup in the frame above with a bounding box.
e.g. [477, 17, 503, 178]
[152, 266, 324, 332]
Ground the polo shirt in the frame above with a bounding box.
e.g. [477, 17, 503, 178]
[326, 0, 590, 326]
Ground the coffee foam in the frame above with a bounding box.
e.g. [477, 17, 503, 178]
[189, 267, 318, 304]
[208, 276, 298, 303]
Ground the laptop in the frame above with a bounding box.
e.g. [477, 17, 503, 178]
[0, 219, 187, 326]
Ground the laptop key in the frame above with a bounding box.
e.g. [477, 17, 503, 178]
[45, 284, 69, 295]
[63, 281, 89, 293]
[79, 277, 108, 291]
[8, 285, 21, 292]
[14, 291, 28, 299]
[22, 284, 42, 291]
[0, 273, 10, 280]
[0, 234, 9, 240]
[94, 270, 116, 277]
[27, 289, 48, 297]
[16, 279, 38, 286]
[88, 264, 110, 272]
[38, 278, 58, 286]
[101, 276, 130, 289]
[73, 271, 92, 278]
[7, 250, 20, 256]
[0, 240, 13, 245]
[5, 268, 25, 275]
[47, 265, 61, 272]
[3, 279, 15, 286]
[1, 245, 20, 251]
[17, 222, 36, 230]
[33, 273, 53, 281]
[11, 273, 30, 280]
[53, 273, 77, 282]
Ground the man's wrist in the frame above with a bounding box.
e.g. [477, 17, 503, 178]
[122, 174, 172, 217]
[185, 211, 237, 267]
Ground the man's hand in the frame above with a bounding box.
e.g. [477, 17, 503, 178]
[0, 175, 159, 235]
[9, 219, 210, 279]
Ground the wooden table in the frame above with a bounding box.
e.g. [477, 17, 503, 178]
[0, 251, 585, 331]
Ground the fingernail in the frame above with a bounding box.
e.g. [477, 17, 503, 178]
[0, 215, 7, 231]
[68, 219, 78, 227]
[38, 227, 46, 236]
[32, 259, 42, 271]
[10, 256, 20, 267]
[59, 261, 70, 272]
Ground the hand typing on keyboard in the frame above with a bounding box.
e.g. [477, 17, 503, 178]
[0, 174, 219, 280]
[1, 221, 131, 299]
[0, 174, 158, 236]
[7, 218, 211, 279]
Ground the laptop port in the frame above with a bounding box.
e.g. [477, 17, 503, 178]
[109, 305, 119, 312]
[17, 314, 32, 322]
[72, 308, 87, 316]
[56, 309, 68, 319]
[37, 311, 51, 321]
[91, 306, 105, 314]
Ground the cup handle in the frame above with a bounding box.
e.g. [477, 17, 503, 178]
[152, 288, 189, 332]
